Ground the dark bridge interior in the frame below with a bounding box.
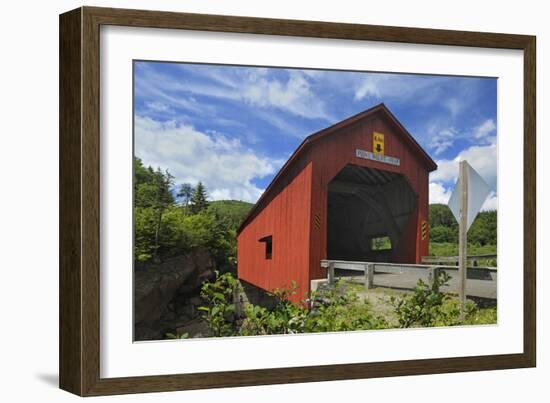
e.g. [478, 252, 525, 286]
[327, 164, 418, 262]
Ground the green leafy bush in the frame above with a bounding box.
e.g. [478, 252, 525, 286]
[165, 332, 189, 339]
[239, 281, 308, 335]
[390, 271, 452, 328]
[198, 271, 242, 337]
[305, 284, 387, 332]
[239, 301, 308, 336]
[435, 298, 496, 326]
[390, 272, 497, 328]
[199, 274, 386, 337]
[430, 226, 457, 244]
[462, 305, 497, 325]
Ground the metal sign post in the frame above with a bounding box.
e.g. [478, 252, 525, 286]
[458, 160, 469, 320]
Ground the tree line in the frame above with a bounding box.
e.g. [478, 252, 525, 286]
[133, 157, 252, 269]
[428, 203, 497, 258]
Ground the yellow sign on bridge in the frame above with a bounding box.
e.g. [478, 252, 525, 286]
[421, 220, 429, 241]
[373, 132, 385, 155]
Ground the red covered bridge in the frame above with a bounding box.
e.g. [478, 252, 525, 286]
[237, 103, 437, 302]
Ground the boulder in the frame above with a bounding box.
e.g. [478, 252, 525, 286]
[177, 318, 211, 339]
[134, 247, 215, 340]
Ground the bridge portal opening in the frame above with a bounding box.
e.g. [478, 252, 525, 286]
[327, 164, 418, 262]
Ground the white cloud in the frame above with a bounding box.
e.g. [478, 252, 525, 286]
[429, 140, 497, 210]
[429, 127, 458, 156]
[430, 182, 497, 212]
[429, 182, 453, 204]
[134, 116, 281, 203]
[431, 140, 453, 156]
[135, 76, 206, 115]
[481, 192, 498, 211]
[444, 98, 462, 119]
[241, 70, 332, 121]
[145, 101, 174, 114]
[253, 109, 305, 138]
[430, 141, 497, 191]
[139, 65, 332, 122]
[473, 119, 496, 139]
[353, 74, 443, 105]
[354, 75, 383, 100]
[430, 158, 458, 183]
[426, 117, 497, 157]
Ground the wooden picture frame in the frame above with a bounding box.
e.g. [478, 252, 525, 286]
[59, 6, 536, 396]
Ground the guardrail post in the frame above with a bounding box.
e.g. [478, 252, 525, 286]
[428, 266, 440, 286]
[233, 286, 244, 318]
[328, 262, 335, 286]
[364, 263, 374, 291]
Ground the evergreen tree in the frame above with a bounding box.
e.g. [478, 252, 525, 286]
[428, 203, 497, 246]
[177, 183, 194, 214]
[429, 204, 457, 229]
[189, 181, 209, 214]
[151, 168, 174, 261]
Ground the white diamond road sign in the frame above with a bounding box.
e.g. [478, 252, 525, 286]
[447, 162, 492, 231]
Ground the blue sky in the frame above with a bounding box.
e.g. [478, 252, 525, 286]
[134, 61, 497, 210]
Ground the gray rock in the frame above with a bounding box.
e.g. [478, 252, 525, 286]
[134, 247, 215, 341]
[177, 318, 211, 338]
[188, 296, 203, 306]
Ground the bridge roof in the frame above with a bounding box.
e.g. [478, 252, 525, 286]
[237, 103, 437, 234]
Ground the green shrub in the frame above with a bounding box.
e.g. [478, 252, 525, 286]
[305, 283, 387, 332]
[165, 332, 189, 339]
[198, 271, 242, 337]
[197, 272, 495, 337]
[199, 274, 386, 337]
[390, 272, 497, 328]
[390, 271, 452, 328]
[463, 305, 497, 325]
[435, 299, 496, 326]
[239, 302, 308, 336]
[240, 282, 308, 335]
[430, 226, 457, 244]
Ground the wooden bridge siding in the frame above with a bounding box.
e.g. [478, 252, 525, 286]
[308, 116, 429, 283]
[237, 162, 313, 303]
[415, 166, 430, 261]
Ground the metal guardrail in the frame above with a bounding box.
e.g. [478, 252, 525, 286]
[320, 259, 497, 298]
[421, 254, 497, 265]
